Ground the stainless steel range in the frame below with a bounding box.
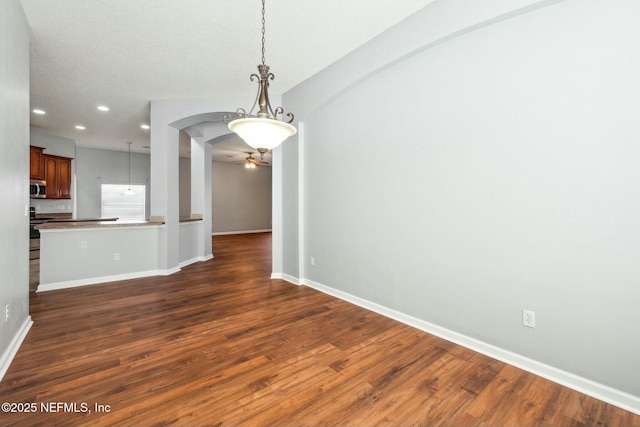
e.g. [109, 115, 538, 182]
[29, 207, 54, 260]
[29, 207, 40, 260]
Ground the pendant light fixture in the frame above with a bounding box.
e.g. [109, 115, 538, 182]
[123, 141, 135, 196]
[225, 0, 296, 159]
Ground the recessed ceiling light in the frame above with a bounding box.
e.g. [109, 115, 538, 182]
[33, 109, 46, 115]
[75, 125, 85, 130]
[140, 124, 150, 130]
[97, 105, 109, 112]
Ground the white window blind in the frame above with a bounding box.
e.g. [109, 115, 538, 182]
[101, 184, 146, 220]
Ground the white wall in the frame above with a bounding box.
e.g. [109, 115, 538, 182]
[75, 147, 151, 219]
[179, 157, 191, 217]
[0, 0, 32, 379]
[30, 128, 75, 157]
[76, 147, 269, 231]
[283, 0, 640, 409]
[39, 225, 161, 291]
[211, 161, 272, 233]
[179, 159, 272, 233]
[179, 222, 204, 267]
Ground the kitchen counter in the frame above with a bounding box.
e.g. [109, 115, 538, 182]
[38, 220, 166, 292]
[34, 212, 72, 219]
[39, 217, 118, 223]
[37, 219, 164, 230]
[36, 216, 208, 293]
[179, 217, 202, 223]
[35, 213, 198, 224]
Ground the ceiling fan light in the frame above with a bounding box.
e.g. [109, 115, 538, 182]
[229, 117, 296, 151]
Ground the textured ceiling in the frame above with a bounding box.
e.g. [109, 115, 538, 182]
[21, 0, 433, 161]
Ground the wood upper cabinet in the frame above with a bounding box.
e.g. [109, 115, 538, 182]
[44, 155, 72, 199]
[30, 146, 46, 180]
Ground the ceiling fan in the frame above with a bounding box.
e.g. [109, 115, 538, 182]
[238, 152, 270, 169]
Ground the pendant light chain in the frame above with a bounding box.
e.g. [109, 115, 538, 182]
[123, 141, 135, 196]
[261, 0, 266, 66]
[224, 0, 296, 154]
[128, 141, 132, 188]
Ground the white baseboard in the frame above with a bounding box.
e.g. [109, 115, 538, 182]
[37, 269, 177, 292]
[157, 267, 181, 276]
[0, 316, 33, 382]
[300, 277, 640, 416]
[179, 254, 214, 268]
[212, 229, 272, 236]
[271, 272, 301, 285]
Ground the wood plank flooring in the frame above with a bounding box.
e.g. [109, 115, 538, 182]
[1, 232, 639, 426]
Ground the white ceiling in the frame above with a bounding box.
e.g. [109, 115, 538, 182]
[21, 0, 433, 162]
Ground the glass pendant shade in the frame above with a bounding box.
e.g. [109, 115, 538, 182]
[228, 117, 296, 151]
[225, 0, 295, 154]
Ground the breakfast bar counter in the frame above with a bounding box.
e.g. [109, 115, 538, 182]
[36, 217, 206, 293]
[37, 220, 167, 292]
[36, 219, 164, 231]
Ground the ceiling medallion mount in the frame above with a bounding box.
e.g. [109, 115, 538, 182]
[225, 0, 296, 159]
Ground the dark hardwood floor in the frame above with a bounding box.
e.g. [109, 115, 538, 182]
[1, 232, 638, 426]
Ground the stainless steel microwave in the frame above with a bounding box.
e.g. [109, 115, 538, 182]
[30, 179, 47, 198]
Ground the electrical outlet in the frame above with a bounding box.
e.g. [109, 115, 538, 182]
[522, 309, 536, 328]
[80, 241, 88, 249]
[310, 257, 315, 266]
[114, 253, 120, 261]
[5, 304, 9, 323]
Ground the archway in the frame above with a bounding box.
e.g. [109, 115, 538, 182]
[148, 98, 283, 276]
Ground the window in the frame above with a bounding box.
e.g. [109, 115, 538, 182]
[101, 184, 146, 221]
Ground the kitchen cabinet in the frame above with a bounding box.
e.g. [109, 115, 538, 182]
[45, 155, 72, 199]
[30, 146, 46, 180]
